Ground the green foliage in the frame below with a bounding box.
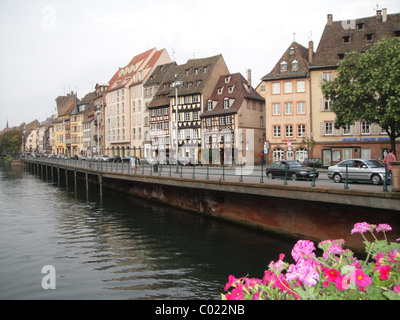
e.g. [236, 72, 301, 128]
[0, 129, 22, 154]
[322, 37, 400, 152]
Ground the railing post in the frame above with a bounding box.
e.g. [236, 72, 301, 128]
[206, 164, 209, 180]
[383, 164, 388, 192]
[344, 164, 349, 189]
[222, 165, 225, 181]
[311, 167, 316, 187]
[260, 163, 264, 184]
[284, 165, 288, 185]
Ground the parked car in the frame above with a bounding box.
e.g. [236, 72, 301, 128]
[140, 156, 159, 165]
[122, 157, 133, 163]
[178, 156, 191, 166]
[302, 158, 322, 168]
[108, 156, 122, 163]
[327, 159, 387, 185]
[266, 160, 319, 181]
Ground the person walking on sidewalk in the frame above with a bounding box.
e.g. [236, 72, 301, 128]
[383, 149, 397, 182]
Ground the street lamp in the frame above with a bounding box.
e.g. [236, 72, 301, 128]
[96, 106, 101, 156]
[171, 74, 183, 173]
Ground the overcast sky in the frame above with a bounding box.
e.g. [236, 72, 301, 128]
[1, 0, 399, 128]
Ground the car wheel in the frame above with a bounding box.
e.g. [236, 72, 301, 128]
[291, 173, 297, 180]
[371, 174, 382, 185]
[333, 173, 342, 183]
[266, 172, 274, 179]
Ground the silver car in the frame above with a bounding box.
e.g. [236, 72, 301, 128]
[327, 159, 387, 185]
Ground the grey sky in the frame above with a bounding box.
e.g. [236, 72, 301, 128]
[1, 0, 399, 128]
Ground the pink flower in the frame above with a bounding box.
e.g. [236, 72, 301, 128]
[269, 253, 286, 272]
[376, 224, 392, 233]
[225, 283, 244, 300]
[351, 269, 371, 288]
[224, 275, 240, 290]
[389, 249, 400, 263]
[324, 268, 340, 283]
[351, 222, 371, 234]
[378, 265, 391, 280]
[291, 240, 316, 262]
[286, 259, 320, 286]
[336, 274, 350, 291]
[393, 286, 400, 294]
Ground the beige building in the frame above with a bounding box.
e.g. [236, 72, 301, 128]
[202, 72, 265, 165]
[105, 48, 172, 158]
[309, 9, 400, 166]
[257, 41, 314, 164]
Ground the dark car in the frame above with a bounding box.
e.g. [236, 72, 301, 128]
[302, 158, 322, 168]
[108, 156, 122, 163]
[266, 160, 319, 181]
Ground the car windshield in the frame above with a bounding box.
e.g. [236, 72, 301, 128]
[364, 160, 384, 168]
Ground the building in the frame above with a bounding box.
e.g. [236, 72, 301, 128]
[309, 9, 400, 166]
[202, 72, 265, 165]
[148, 54, 229, 164]
[93, 83, 108, 156]
[104, 48, 172, 158]
[257, 41, 314, 164]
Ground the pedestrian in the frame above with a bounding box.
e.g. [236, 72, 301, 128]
[383, 149, 397, 182]
[130, 156, 135, 172]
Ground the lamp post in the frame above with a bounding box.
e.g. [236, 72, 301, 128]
[171, 74, 183, 173]
[96, 106, 100, 156]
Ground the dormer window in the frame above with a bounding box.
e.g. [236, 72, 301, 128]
[223, 99, 230, 109]
[280, 61, 288, 72]
[228, 86, 234, 93]
[218, 87, 223, 94]
[356, 23, 364, 30]
[343, 36, 350, 43]
[289, 47, 295, 55]
[225, 76, 231, 83]
[291, 60, 299, 71]
[207, 101, 213, 111]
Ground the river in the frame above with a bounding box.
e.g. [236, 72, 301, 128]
[0, 166, 296, 300]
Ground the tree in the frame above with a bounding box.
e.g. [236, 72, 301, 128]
[0, 129, 22, 154]
[322, 37, 400, 157]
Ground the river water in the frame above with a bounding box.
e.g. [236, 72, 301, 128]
[0, 167, 295, 300]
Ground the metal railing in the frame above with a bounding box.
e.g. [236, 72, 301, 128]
[22, 157, 391, 192]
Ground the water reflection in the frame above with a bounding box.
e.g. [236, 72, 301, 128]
[0, 167, 295, 300]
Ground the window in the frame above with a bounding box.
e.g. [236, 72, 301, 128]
[226, 116, 232, 125]
[185, 96, 191, 104]
[285, 102, 293, 115]
[284, 82, 292, 93]
[164, 108, 169, 115]
[297, 125, 305, 137]
[273, 126, 281, 138]
[297, 81, 305, 93]
[272, 83, 280, 94]
[185, 112, 191, 121]
[343, 36, 350, 43]
[206, 118, 211, 127]
[280, 61, 288, 72]
[225, 76, 231, 83]
[325, 122, 333, 135]
[273, 148, 284, 161]
[193, 95, 199, 103]
[285, 125, 293, 138]
[207, 101, 213, 111]
[223, 99, 230, 109]
[260, 116, 264, 127]
[228, 86, 234, 93]
[356, 23, 364, 30]
[273, 103, 280, 115]
[323, 73, 333, 82]
[219, 117, 226, 125]
[343, 124, 351, 135]
[193, 112, 199, 121]
[366, 34, 373, 41]
[324, 99, 332, 111]
[291, 60, 299, 71]
[297, 102, 305, 114]
[361, 121, 370, 134]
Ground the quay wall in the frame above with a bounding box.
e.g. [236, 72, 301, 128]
[99, 172, 400, 253]
[24, 160, 400, 253]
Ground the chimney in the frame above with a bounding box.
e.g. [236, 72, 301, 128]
[308, 41, 314, 64]
[327, 14, 333, 25]
[247, 69, 252, 87]
[376, 10, 382, 18]
[382, 8, 387, 22]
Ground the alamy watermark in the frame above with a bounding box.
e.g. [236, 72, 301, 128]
[41, 265, 56, 290]
[41, 5, 56, 30]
